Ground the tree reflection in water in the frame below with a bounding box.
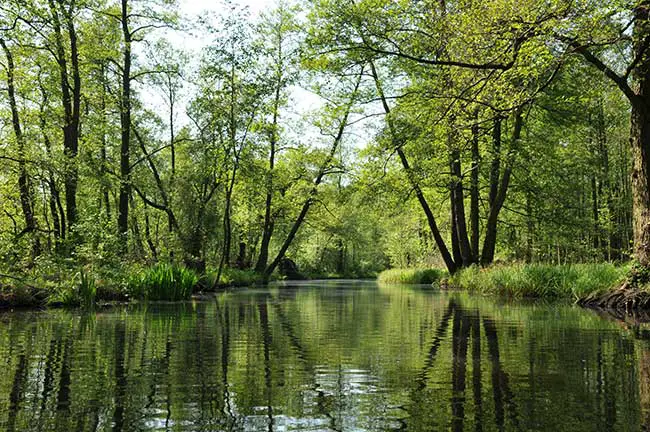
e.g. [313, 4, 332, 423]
[0, 283, 646, 431]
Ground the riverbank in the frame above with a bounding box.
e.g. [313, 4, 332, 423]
[0, 262, 268, 310]
[378, 263, 630, 302]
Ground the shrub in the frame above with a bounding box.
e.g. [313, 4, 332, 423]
[200, 267, 262, 290]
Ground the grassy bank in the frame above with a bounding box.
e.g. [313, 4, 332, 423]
[0, 261, 270, 310]
[447, 263, 628, 300]
[377, 263, 629, 301]
[377, 268, 447, 285]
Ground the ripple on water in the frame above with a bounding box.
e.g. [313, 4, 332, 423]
[0, 284, 647, 432]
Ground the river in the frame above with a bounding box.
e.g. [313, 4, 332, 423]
[0, 280, 648, 431]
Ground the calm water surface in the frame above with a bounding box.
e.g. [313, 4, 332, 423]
[1, 280, 649, 431]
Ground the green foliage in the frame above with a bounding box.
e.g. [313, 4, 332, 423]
[449, 263, 627, 299]
[128, 263, 197, 301]
[0, 0, 643, 308]
[377, 268, 446, 285]
[47, 269, 97, 308]
[201, 267, 263, 290]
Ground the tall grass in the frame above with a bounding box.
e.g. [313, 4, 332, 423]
[377, 268, 446, 285]
[128, 263, 198, 301]
[448, 263, 627, 300]
[78, 270, 97, 307]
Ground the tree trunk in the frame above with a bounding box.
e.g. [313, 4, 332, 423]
[631, 2, 650, 267]
[38, 72, 65, 242]
[631, 98, 650, 266]
[1, 38, 40, 258]
[488, 117, 502, 208]
[255, 83, 281, 273]
[48, 0, 80, 235]
[450, 146, 473, 265]
[470, 112, 480, 263]
[481, 111, 523, 265]
[118, 0, 132, 249]
[591, 175, 600, 251]
[369, 61, 457, 273]
[263, 69, 363, 280]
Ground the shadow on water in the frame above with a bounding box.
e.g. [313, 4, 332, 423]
[0, 283, 647, 431]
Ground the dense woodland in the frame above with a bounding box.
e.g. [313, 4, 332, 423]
[0, 0, 648, 287]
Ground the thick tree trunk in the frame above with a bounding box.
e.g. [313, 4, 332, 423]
[481, 111, 523, 265]
[630, 99, 650, 266]
[630, 2, 650, 267]
[450, 146, 473, 265]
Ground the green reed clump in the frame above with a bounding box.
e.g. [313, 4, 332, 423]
[128, 263, 198, 301]
[377, 268, 446, 285]
[78, 270, 97, 307]
[448, 263, 627, 299]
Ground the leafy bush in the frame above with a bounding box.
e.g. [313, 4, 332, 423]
[377, 268, 446, 285]
[200, 267, 263, 290]
[128, 263, 197, 301]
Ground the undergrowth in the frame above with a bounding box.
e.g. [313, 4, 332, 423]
[448, 263, 627, 300]
[377, 268, 446, 285]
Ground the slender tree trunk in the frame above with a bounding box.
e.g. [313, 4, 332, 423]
[168, 76, 176, 234]
[255, 84, 281, 273]
[488, 117, 502, 208]
[48, 0, 80, 235]
[526, 193, 534, 263]
[100, 64, 111, 221]
[38, 73, 64, 242]
[451, 207, 462, 265]
[118, 0, 132, 249]
[263, 69, 363, 280]
[470, 112, 480, 262]
[369, 61, 457, 273]
[64, 5, 81, 234]
[592, 175, 600, 251]
[1, 39, 40, 258]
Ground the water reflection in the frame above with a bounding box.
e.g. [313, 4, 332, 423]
[0, 282, 647, 431]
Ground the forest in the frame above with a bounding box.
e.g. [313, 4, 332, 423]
[0, 0, 648, 307]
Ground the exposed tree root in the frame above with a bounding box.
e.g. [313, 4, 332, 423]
[578, 281, 650, 312]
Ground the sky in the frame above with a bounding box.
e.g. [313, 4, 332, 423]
[139, 0, 374, 153]
[180, 0, 272, 18]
